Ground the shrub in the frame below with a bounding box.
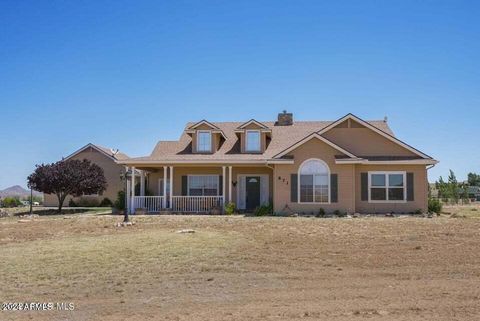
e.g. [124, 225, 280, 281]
[100, 198, 113, 207]
[224, 202, 235, 215]
[333, 209, 341, 217]
[114, 191, 126, 210]
[68, 199, 77, 207]
[254, 204, 273, 216]
[428, 198, 442, 214]
[414, 209, 423, 215]
[75, 197, 100, 207]
[1, 197, 22, 208]
[316, 208, 325, 218]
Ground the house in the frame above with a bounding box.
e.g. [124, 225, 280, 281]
[468, 186, 480, 201]
[43, 143, 130, 207]
[117, 112, 438, 214]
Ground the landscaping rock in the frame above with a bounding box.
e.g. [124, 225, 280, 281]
[177, 229, 195, 234]
[0, 209, 9, 218]
[115, 221, 135, 227]
[385, 213, 395, 217]
[353, 213, 361, 218]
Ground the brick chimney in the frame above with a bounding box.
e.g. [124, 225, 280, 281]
[276, 110, 293, 126]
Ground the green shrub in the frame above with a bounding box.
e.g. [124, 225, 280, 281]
[68, 199, 77, 207]
[428, 198, 442, 214]
[114, 191, 126, 210]
[100, 197, 113, 207]
[414, 209, 423, 215]
[254, 204, 273, 216]
[75, 197, 100, 207]
[316, 208, 326, 218]
[224, 202, 235, 215]
[1, 197, 22, 208]
[333, 209, 341, 217]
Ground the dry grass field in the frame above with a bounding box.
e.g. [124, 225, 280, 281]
[1, 209, 480, 321]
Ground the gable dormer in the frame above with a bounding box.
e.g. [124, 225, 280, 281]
[185, 120, 226, 154]
[234, 119, 271, 154]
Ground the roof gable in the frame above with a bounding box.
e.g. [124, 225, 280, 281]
[64, 143, 128, 162]
[273, 133, 358, 159]
[317, 113, 432, 159]
[188, 120, 220, 130]
[235, 119, 270, 130]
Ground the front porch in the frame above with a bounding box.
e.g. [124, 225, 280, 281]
[126, 165, 273, 214]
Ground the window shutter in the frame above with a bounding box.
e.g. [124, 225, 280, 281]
[181, 176, 188, 196]
[291, 174, 298, 202]
[219, 176, 223, 196]
[330, 174, 338, 203]
[361, 172, 368, 201]
[407, 172, 414, 201]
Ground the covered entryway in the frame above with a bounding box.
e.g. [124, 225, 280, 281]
[237, 174, 270, 210]
[246, 176, 261, 210]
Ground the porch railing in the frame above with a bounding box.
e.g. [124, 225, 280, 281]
[133, 196, 165, 213]
[171, 196, 224, 213]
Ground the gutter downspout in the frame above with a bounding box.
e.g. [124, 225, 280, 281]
[266, 162, 275, 212]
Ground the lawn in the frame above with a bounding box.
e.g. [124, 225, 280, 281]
[1, 212, 480, 321]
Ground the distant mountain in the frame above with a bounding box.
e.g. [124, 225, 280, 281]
[0, 185, 43, 198]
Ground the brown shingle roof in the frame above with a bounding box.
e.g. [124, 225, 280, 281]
[125, 120, 394, 162]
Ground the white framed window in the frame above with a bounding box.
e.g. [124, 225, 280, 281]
[368, 171, 406, 202]
[188, 175, 219, 196]
[298, 158, 330, 203]
[197, 130, 212, 152]
[245, 130, 261, 152]
[158, 178, 170, 196]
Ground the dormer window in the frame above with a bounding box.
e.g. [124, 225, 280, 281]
[246, 130, 261, 152]
[197, 130, 212, 152]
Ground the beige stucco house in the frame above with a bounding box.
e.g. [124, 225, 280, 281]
[43, 144, 129, 207]
[118, 112, 438, 215]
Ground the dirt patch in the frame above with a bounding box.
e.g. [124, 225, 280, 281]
[1, 215, 480, 321]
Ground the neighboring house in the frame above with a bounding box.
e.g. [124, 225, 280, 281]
[43, 143, 130, 207]
[118, 112, 438, 214]
[468, 186, 480, 201]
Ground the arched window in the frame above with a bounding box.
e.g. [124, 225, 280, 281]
[299, 159, 330, 203]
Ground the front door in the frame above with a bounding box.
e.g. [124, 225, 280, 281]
[246, 176, 261, 210]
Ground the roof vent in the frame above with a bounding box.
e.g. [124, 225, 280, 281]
[384, 116, 388, 122]
[276, 110, 293, 126]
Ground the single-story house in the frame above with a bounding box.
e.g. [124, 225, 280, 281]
[116, 112, 438, 214]
[43, 144, 130, 207]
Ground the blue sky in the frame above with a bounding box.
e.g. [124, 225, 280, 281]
[0, 0, 479, 189]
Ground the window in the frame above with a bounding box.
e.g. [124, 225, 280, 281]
[188, 175, 219, 196]
[197, 131, 212, 152]
[158, 178, 170, 196]
[368, 172, 406, 202]
[246, 130, 261, 152]
[299, 159, 330, 203]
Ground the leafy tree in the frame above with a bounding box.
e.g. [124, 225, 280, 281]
[467, 172, 480, 186]
[448, 170, 459, 204]
[435, 176, 449, 202]
[27, 159, 107, 213]
[1, 197, 22, 208]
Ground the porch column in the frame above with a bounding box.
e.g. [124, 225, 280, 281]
[131, 166, 135, 214]
[222, 166, 226, 205]
[125, 166, 131, 214]
[163, 166, 167, 208]
[228, 166, 232, 203]
[140, 170, 145, 197]
[169, 166, 173, 209]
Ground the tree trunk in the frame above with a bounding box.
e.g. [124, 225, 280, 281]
[57, 194, 66, 213]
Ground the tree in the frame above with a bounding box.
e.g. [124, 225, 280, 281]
[447, 170, 459, 204]
[467, 172, 480, 186]
[436, 176, 449, 202]
[27, 159, 107, 213]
